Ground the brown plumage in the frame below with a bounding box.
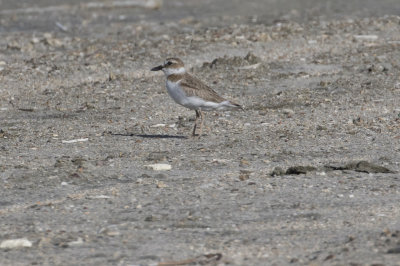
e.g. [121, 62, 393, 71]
[169, 73, 226, 103]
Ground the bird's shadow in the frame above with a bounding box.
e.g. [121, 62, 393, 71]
[110, 132, 188, 139]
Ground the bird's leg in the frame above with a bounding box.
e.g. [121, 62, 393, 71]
[198, 111, 204, 137]
[192, 110, 201, 137]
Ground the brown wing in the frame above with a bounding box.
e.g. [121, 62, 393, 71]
[180, 73, 226, 103]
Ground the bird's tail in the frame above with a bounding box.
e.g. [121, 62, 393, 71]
[220, 100, 244, 110]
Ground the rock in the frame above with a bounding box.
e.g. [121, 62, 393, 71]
[43, 33, 64, 47]
[99, 225, 120, 236]
[244, 52, 261, 64]
[286, 166, 316, 175]
[282, 108, 294, 117]
[239, 170, 252, 181]
[325, 161, 393, 174]
[258, 32, 271, 42]
[0, 129, 7, 138]
[145, 163, 172, 171]
[349, 161, 393, 173]
[271, 167, 285, 176]
[239, 159, 250, 167]
[6, 41, 21, 50]
[31, 37, 40, 44]
[387, 245, 400, 254]
[145, 215, 158, 222]
[0, 238, 32, 249]
[203, 52, 261, 69]
[147, 151, 168, 162]
[156, 181, 168, 188]
[108, 72, 117, 81]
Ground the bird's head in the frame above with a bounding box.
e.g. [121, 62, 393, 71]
[151, 58, 185, 76]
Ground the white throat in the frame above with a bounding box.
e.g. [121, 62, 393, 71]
[163, 67, 186, 76]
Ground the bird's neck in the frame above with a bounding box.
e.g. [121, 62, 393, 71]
[167, 73, 185, 83]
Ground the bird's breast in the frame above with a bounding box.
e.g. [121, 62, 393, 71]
[166, 79, 188, 106]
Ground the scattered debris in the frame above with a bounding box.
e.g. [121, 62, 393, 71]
[144, 215, 158, 222]
[151, 124, 167, 128]
[62, 138, 89, 144]
[203, 52, 261, 69]
[238, 63, 261, 70]
[158, 253, 222, 266]
[55, 22, 68, 32]
[99, 226, 120, 237]
[84, 0, 163, 10]
[67, 237, 84, 246]
[282, 108, 295, 117]
[0, 129, 8, 138]
[0, 61, 6, 72]
[239, 159, 250, 167]
[6, 41, 21, 50]
[353, 35, 378, 41]
[239, 170, 252, 181]
[43, 33, 64, 47]
[86, 195, 111, 199]
[156, 180, 168, 188]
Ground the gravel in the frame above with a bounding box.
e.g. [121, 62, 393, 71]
[1, 0, 400, 265]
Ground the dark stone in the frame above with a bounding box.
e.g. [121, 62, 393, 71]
[286, 166, 316, 175]
[387, 245, 400, 254]
[324, 161, 393, 174]
[349, 161, 393, 173]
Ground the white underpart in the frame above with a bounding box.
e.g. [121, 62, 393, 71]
[162, 67, 186, 76]
[166, 79, 236, 111]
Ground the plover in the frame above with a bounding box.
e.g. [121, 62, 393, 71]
[151, 58, 242, 137]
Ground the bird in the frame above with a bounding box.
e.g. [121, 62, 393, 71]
[151, 58, 242, 137]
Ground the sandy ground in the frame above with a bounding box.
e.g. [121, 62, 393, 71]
[1, 0, 400, 265]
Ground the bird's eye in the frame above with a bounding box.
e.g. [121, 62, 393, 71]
[167, 61, 173, 66]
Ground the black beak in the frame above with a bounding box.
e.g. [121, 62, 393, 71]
[151, 65, 163, 71]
